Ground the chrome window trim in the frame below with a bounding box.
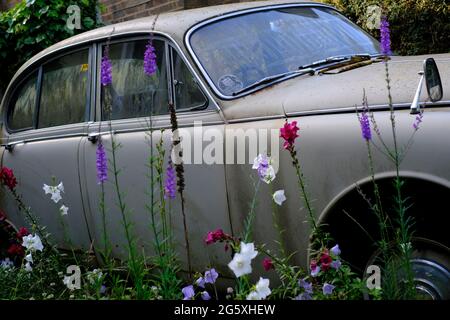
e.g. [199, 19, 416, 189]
[95, 34, 222, 122]
[185, 3, 357, 100]
[5, 46, 93, 134]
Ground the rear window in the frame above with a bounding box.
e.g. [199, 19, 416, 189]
[7, 71, 38, 131]
[38, 49, 89, 128]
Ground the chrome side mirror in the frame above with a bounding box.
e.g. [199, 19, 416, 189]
[411, 58, 443, 114]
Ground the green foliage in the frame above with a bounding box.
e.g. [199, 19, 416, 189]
[321, 0, 449, 55]
[0, 0, 102, 93]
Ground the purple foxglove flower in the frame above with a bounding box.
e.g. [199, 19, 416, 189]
[331, 260, 342, 270]
[164, 160, 176, 199]
[359, 110, 371, 141]
[413, 112, 423, 130]
[201, 291, 211, 300]
[380, 16, 391, 56]
[144, 41, 157, 76]
[195, 277, 205, 288]
[101, 47, 112, 86]
[299, 278, 313, 294]
[96, 139, 108, 184]
[331, 244, 341, 256]
[322, 283, 335, 295]
[182, 285, 195, 300]
[204, 268, 219, 284]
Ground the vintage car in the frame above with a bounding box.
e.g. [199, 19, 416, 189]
[1, 1, 449, 298]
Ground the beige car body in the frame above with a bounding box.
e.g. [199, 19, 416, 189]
[1, 1, 449, 281]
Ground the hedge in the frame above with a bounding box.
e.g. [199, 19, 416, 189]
[0, 0, 102, 96]
[322, 0, 449, 56]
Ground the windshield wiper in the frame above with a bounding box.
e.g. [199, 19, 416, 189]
[232, 68, 314, 96]
[299, 53, 374, 70]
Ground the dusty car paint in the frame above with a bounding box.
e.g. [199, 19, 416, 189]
[0, 1, 449, 280]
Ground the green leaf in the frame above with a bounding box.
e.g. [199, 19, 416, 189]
[35, 34, 46, 43]
[39, 6, 49, 15]
[24, 37, 35, 44]
[25, 0, 36, 7]
[83, 17, 95, 29]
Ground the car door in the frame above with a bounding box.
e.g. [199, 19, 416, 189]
[1, 47, 94, 251]
[81, 36, 231, 273]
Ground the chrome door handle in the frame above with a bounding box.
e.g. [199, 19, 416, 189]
[88, 132, 113, 143]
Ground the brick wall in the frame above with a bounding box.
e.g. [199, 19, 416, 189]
[100, 0, 264, 23]
[101, 0, 184, 23]
[0, 0, 20, 10]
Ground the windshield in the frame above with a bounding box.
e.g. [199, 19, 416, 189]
[189, 6, 381, 96]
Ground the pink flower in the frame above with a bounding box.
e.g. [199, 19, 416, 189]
[280, 121, 299, 150]
[263, 257, 274, 271]
[320, 250, 333, 272]
[0, 167, 17, 191]
[16, 227, 29, 239]
[310, 259, 320, 277]
[205, 228, 229, 245]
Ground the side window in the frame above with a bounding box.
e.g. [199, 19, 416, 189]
[101, 39, 168, 120]
[7, 71, 38, 131]
[172, 49, 207, 110]
[38, 49, 89, 128]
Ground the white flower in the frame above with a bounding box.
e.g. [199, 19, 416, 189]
[43, 182, 64, 203]
[25, 253, 33, 263]
[228, 242, 258, 278]
[273, 190, 286, 206]
[43, 184, 52, 194]
[22, 234, 44, 252]
[87, 269, 104, 284]
[0, 258, 14, 269]
[24, 262, 33, 272]
[240, 242, 258, 260]
[263, 166, 276, 184]
[246, 291, 262, 300]
[60, 205, 69, 216]
[255, 277, 271, 299]
[252, 154, 276, 184]
[51, 192, 62, 204]
[228, 253, 252, 278]
[57, 182, 64, 193]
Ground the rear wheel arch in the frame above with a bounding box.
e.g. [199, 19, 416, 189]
[317, 171, 450, 273]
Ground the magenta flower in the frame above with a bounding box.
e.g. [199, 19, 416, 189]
[322, 283, 335, 295]
[101, 47, 112, 86]
[263, 257, 274, 271]
[144, 41, 157, 76]
[358, 109, 372, 141]
[380, 16, 391, 56]
[204, 268, 219, 284]
[205, 229, 228, 245]
[280, 120, 299, 150]
[182, 285, 195, 300]
[164, 161, 176, 199]
[96, 139, 108, 184]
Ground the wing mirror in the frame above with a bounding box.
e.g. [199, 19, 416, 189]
[411, 58, 443, 114]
